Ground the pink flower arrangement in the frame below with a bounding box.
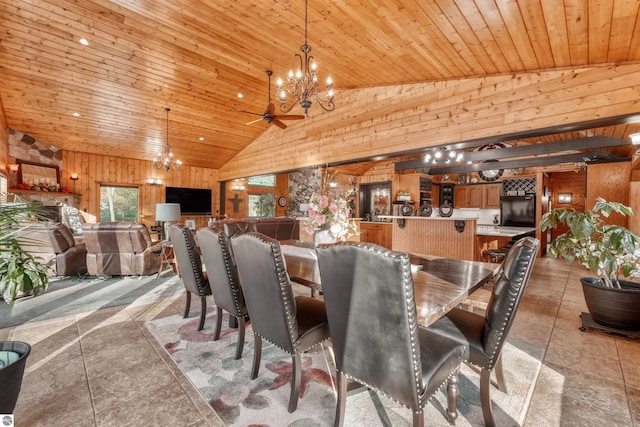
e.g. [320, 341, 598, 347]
[301, 192, 357, 241]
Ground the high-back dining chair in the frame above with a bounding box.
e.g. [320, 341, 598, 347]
[231, 232, 330, 413]
[169, 224, 212, 331]
[429, 236, 540, 427]
[196, 228, 249, 359]
[316, 242, 467, 427]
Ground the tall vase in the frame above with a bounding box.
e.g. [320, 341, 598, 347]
[314, 226, 337, 246]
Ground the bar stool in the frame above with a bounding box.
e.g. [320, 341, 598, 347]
[485, 247, 509, 263]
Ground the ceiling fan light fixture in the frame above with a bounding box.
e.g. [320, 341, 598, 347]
[630, 132, 640, 145]
[276, 0, 335, 116]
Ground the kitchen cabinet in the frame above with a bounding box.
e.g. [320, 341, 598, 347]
[360, 222, 392, 248]
[483, 184, 502, 208]
[454, 184, 502, 208]
[397, 173, 433, 206]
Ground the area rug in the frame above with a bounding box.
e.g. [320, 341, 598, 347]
[146, 307, 544, 427]
[0, 273, 183, 329]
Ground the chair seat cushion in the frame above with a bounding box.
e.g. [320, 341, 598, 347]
[430, 308, 490, 368]
[294, 296, 329, 351]
[418, 327, 466, 399]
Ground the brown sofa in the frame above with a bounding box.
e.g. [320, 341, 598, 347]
[17, 222, 88, 277]
[208, 217, 299, 240]
[81, 222, 162, 276]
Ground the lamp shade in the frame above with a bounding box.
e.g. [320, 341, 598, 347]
[156, 203, 181, 222]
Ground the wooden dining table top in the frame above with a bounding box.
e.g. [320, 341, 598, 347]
[280, 240, 498, 328]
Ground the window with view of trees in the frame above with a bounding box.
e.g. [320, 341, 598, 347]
[247, 175, 276, 186]
[100, 186, 139, 222]
[248, 194, 275, 218]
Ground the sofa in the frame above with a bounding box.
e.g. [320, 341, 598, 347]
[16, 222, 88, 277]
[209, 217, 299, 240]
[81, 222, 162, 276]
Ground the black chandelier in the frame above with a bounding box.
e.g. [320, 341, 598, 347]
[276, 0, 335, 116]
[153, 108, 182, 172]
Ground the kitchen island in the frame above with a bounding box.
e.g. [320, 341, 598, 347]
[475, 225, 537, 261]
[379, 215, 479, 260]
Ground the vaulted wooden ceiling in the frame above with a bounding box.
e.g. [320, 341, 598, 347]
[2, 0, 640, 171]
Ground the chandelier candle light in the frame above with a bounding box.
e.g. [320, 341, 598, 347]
[153, 108, 182, 172]
[276, 0, 335, 116]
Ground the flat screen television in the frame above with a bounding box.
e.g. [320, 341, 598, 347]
[165, 187, 212, 215]
[500, 195, 536, 227]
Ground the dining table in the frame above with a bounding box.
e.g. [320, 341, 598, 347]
[280, 240, 499, 327]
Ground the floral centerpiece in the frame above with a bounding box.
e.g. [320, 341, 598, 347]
[301, 171, 358, 242]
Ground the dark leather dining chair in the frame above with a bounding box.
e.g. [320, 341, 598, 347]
[196, 228, 249, 359]
[231, 232, 330, 413]
[169, 224, 212, 331]
[429, 236, 540, 427]
[316, 241, 467, 427]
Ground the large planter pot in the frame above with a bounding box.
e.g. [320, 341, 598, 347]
[581, 278, 640, 331]
[0, 341, 31, 413]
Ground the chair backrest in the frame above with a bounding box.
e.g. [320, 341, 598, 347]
[482, 236, 540, 366]
[231, 232, 297, 353]
[316, 242, 423, 410]
[169, 224, 210, 297]
[196, 228, 247, 318]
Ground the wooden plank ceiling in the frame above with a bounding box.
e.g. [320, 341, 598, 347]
[1, 0, 640, 171]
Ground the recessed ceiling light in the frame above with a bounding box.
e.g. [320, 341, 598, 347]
[237, 93, 244, 98]
[79, 38, 89, 46]
[72, 112, 80, 117]
[199, 137, 204, 141]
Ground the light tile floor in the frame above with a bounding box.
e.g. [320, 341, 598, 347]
[1, 257, 639, 426]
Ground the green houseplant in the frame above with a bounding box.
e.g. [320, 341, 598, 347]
[540, 197, 640, 330]
[0, 196, 50, 304]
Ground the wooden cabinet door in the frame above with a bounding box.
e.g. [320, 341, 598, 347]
[468, 186, 483, 208]
[483, 184, 502, 208]
[360, 223, 391, 248]
[454, 185, 469, 208]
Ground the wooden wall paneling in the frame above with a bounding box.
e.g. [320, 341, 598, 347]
[61, 150, 219, 228]
[391, 219, 476, 260]
[630, 181, 640, 235]
[0, 96, 8, 172]
[586, 162, 632, 227]
[219, 64, 640, 181]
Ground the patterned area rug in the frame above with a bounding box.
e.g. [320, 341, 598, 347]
[146, 308, 544, 427]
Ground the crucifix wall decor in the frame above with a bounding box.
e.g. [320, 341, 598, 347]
[228, 193, 244, 213]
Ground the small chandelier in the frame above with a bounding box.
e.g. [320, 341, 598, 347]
[424, 148, 464, 165]
[153, 107, 182, 172]
[276, 0, 334, 116]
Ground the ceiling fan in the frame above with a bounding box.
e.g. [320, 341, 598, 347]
[235, 70, 305, 129]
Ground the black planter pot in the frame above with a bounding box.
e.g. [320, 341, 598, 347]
[0, 341, 31, 413]
[581, 278, 640, 331]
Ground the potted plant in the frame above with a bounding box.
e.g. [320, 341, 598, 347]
[540, 197, 640, 330]
[0, 195, 50, 304]
[0, 341, 31, 413]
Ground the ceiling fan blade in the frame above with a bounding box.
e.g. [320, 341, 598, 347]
[246, 118, 265, 125]
[235, 108, 263, 117]
[272, 119, 287, 129]
[274, 114, 305, 121]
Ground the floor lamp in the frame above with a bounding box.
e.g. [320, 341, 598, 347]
[156, 203, 181, 240]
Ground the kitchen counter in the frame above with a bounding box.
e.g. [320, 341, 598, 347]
[476, 226, 537, 237]
[379, 214, 479, 221]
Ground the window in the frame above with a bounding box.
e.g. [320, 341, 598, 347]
[248, 194, 275, 218]
[100, 185, 139, 222]
[247, 175, 276, 186]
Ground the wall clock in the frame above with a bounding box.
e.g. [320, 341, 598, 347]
[278, 196, 287, 207]
[478, 159, 503, 182]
